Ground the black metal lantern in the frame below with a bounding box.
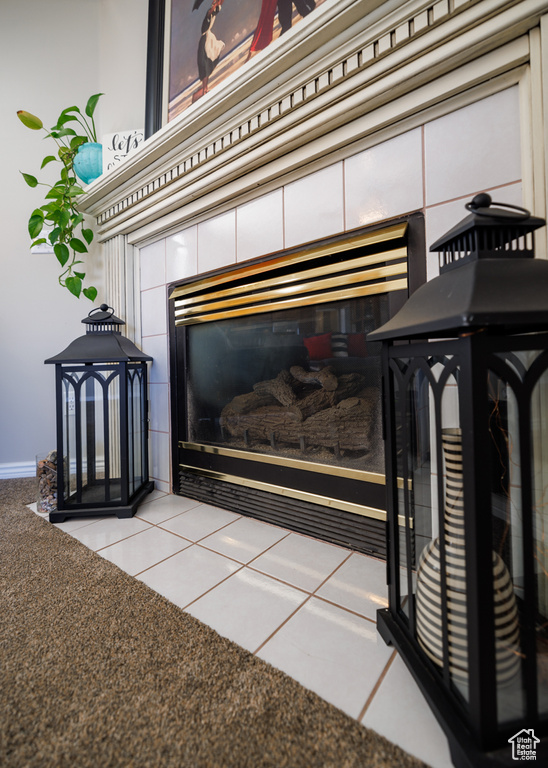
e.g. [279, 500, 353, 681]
[45, 304, 154, 523]
[369, 195, 548, 767]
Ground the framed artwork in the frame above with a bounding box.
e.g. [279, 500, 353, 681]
[145, 0, 327, 135]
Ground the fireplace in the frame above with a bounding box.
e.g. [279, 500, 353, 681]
[169, 217, 424, 555]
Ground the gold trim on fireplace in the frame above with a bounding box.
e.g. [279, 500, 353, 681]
[170, 223, 407, 303]
[179, 440, 386, 484]
[175, 278, 408, 325]
[180, 464, 387, 522]
[176, 260, 406, 321]
[175, 246, 407, 313]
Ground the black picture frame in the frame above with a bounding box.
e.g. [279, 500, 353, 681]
[145, 0, 165, 139]
[145, 0, 327, 137]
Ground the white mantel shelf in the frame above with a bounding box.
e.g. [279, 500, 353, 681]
[81, 0, 546, 247]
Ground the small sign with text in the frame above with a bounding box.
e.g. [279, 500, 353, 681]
[102, 130, 145, 173]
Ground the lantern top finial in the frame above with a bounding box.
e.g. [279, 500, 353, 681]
[83, 304, 125, 333]
[45, 304, 152, 364]
[465, 192, 531, 221]
[368, 195, 547, 341]
[430, 194, 545, 273]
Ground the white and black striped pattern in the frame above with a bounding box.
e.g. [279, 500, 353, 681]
[331, 333, 348, 357]
[415, 429, 520, 685]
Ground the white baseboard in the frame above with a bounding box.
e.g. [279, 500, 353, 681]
[0, 462, 37, 479]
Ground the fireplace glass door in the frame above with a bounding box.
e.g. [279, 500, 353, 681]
[185, 296, 388, 474]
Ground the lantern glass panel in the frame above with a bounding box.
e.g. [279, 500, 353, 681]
[392, 362, 409, 619]
[436, 367, 470, 698]
[486, 367, 525, 724]
[530, 366, 548, 716]
[60, 367, 125, 506]
[84, 373, 107, 496]
[105, 371, 122, 502]
[61, 375, 80, 501]
[128, 366, 145, 497]
[392, 359, 436, 623]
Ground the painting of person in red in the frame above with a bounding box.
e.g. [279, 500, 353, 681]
[168, 0, 326, 120]
[248, 0, 316, 57]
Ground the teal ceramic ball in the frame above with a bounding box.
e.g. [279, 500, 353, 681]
[73, 142, 102, 184]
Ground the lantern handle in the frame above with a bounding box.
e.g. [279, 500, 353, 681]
[88, 303, 114, 319]
[465, 193, 531, 220]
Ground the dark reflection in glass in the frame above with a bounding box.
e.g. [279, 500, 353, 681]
[186, 295, 390, 473]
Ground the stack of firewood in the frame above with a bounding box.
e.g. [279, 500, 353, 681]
[220, 365, 378, 455]
[37, 450, 57, 513]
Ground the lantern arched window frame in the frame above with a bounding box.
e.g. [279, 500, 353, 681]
[45, 304, 154, 523]
[369, 195, 548, 767]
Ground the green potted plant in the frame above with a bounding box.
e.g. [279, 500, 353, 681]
[17, 93, 103, 300]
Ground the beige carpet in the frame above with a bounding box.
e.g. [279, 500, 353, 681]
[0, 477, 429, 768]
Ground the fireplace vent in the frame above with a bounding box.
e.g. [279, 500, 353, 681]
[178, 469, 387, 557]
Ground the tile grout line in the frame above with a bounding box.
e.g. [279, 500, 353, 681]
[132, 541, 195, 577]
[82, 523, 157, 553]
[59, 503, 386, 665]
[179, 563, 247, 612]
[311, 550, 354, 597]
[178, 530, 310, 613]
[253, 593, 313, 656]
[238, 529, 293, 568]
[307, 592, 378, 625]
[154, 513, 244, 544]
[356, 648, 397, 723]
[252, 549, 356, 655]
[72, 520, 379, 627]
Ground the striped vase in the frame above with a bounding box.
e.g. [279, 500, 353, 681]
[415, 428, 520, 684]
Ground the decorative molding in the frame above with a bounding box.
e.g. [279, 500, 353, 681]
[103, 235, 141, 343]
[81, 0, 544, 244]
[0, 462, 36, 479]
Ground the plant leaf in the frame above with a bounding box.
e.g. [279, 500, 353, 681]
[28, 213, 44, 238]
[54, 243, 70, 266]
[40, 155, 57, 169]
[65, 276, 82, 298]
[68, 184, 85, 197]
[85, 93, 103, 118]
[56, 112, 79, 127]
[59, 106, 81, 116]
[31, 238, 47, 247]
[51, 127, 77, 139]
[70, 136, 86, 150]
[45, 187, 64, 200]
[70, 238, 88, 253]
[81, 228, 94, 245]
[58, 209, 70, 229]
[41, 202, 59, 216]
[49, 227, 61, 244]
[21, 172, 38, 188]
[17, 110, 43, 130]
[74, 271, 86, 279]
[83, 286, 98, 302]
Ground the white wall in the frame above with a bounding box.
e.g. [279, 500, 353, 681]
[0, 0, 148, 476]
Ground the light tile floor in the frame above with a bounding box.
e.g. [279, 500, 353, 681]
[32, 490, 454, 768]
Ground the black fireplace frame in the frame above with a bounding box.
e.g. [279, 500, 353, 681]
[168, 214, 426, 555]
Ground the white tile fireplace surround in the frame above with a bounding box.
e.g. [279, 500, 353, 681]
[80, 0, 547, 499]
[139, 86, 524, 496]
